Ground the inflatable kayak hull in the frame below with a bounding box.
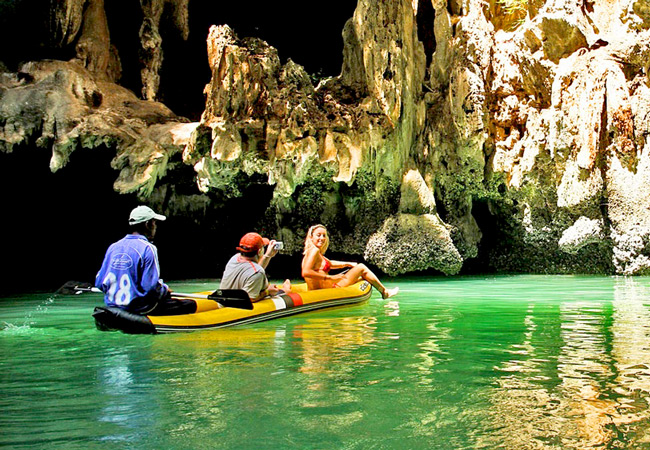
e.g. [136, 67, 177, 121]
[93, 281, 372, 334]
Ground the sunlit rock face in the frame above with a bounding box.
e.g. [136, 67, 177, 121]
[478, 0, 650, 274]
[3, 0, 650, 275]
[185, 0, 467, 272]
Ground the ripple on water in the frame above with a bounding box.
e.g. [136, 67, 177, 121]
[2, 276, 650, 449]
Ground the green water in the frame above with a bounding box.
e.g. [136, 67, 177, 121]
[2, 275, 650, 449]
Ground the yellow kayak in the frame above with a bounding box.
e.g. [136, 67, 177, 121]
[93, 281, 372, 334]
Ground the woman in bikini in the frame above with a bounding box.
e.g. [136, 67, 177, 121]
[301, 224, 399, 299]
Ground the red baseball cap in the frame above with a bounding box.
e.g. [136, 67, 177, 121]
[236, 232, 270, 253]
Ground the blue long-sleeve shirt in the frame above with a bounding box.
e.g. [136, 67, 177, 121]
[95, 234, 169, 313]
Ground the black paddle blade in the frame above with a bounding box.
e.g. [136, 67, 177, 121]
[56, 281, 95, 295]
[207, 289, 253, 310]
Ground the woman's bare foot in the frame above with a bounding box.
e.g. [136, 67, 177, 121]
[282, 279, 292, 292]
[382, 287, 399, 299]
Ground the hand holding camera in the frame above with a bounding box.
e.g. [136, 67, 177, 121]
[264, 239, 284, 259]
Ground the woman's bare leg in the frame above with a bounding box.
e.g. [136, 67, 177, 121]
[338, 264, 399, 299]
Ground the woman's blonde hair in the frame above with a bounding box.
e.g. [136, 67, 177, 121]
[303, 224, 329, 255]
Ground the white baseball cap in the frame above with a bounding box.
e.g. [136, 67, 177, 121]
[129, 206, 166, 225]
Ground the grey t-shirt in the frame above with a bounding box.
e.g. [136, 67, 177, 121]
[220, 254, 269, 299]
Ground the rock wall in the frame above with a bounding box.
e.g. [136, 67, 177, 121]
[186, 0, 650, 275]
[3, 0, 650, 276]
[478, 0, 650, 274]
[0, 0, 194, 196]
[184, 1, 464, 275]
[0, 58, 194, 196]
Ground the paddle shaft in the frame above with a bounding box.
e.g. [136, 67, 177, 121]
[68, 286, 208, 299]
[57, 281, 252, 310]
[172, 292, 216, 300]
[68, 286, 220, 299]
[87, 289, 250, 308]
[171, 291, 253, 310]
[75, 286, 102, 294]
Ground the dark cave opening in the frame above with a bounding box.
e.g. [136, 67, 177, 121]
[105, 0, 360, 120]
[0, 146, 135, 294]
[0, 147, 294, 294]
[104, 0, 144, 101]
[461, 198, 503, 274]
[0, 0, 73, 70]
[156, 171, 281, 283]
[416, 0, 436, 68]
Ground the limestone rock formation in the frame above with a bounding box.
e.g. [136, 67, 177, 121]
[365, 213, 463, 275]
[0, 0, 194, 197]
[139, 0, 190, 101]
[479, 0, 650, 274]
[183, 2, 464, 272]
[558, 216, 606, 254]
[185, 0, 650, 275]
[0, 59, 194, 196]
[4, 0, 650, 276]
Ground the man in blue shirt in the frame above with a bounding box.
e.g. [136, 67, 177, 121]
[95, 206, 195, 315]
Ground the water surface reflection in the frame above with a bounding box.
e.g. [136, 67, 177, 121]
[490, 277, 650, 449]
[5, 276, 650, 449]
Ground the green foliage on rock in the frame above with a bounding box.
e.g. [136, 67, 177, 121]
[260, 166, 401, 255]
[338, 168, 401, 249]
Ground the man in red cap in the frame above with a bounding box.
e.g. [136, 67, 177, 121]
[220, 232, 290, 302]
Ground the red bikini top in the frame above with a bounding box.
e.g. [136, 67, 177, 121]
[321, 257, 331, 273]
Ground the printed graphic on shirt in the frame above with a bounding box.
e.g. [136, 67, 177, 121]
[110, 253, 134, 270]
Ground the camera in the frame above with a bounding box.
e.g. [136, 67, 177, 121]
[274, 241, 284, 251]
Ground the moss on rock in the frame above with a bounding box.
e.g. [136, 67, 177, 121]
[365, 213, 463, 275]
